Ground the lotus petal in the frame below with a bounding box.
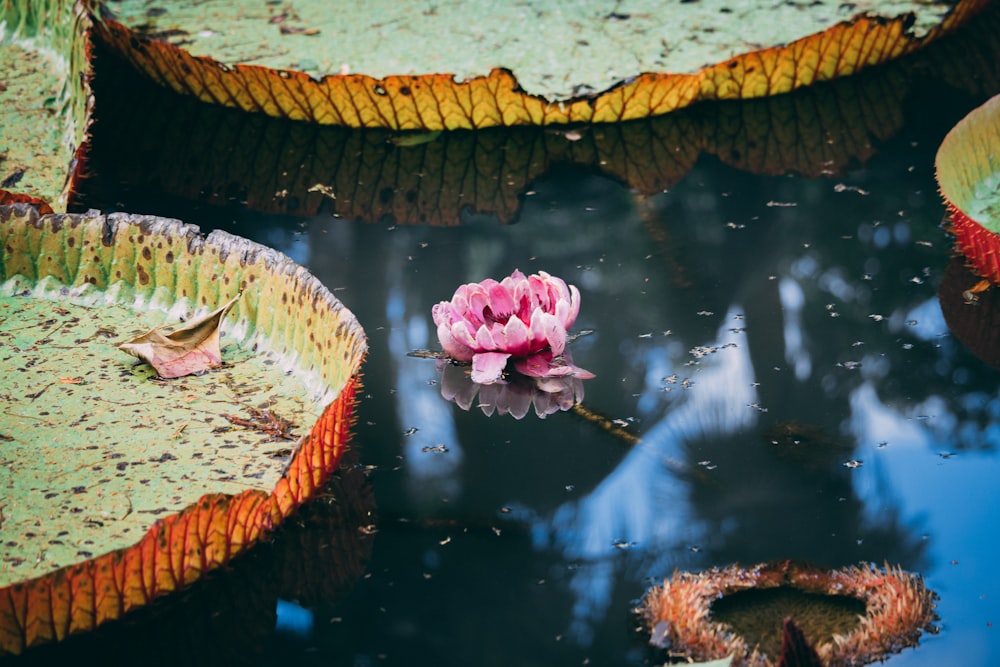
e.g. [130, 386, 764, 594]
[471, 351, 511, 384]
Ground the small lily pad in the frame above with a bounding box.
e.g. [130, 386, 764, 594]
[936, 93, 1000, 282]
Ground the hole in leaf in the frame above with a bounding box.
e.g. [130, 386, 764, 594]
[709, 586, 866, 659]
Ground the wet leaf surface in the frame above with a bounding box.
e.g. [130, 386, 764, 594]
[0, 0, 93, 210]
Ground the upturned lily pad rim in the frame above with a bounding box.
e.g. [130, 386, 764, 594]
[0, 204, 367, 655]
[936, 93, 1000, 225]
[936, 93, 1000, 283]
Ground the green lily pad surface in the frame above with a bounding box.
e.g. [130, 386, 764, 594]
[0, 295, 317, 586]
[0, 41, 66, 204]
[967, 170, 1000, 227]
[0, 0, 92, 209]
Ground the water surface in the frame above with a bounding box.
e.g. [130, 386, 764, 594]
[19, 14, 1000, 666]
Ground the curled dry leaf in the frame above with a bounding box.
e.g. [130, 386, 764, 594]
[118, 291, 241, 378]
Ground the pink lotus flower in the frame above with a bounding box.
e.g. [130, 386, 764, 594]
[432, 269, 594, 384]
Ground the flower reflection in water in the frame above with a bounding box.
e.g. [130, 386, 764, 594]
[437, 357, 586, 419]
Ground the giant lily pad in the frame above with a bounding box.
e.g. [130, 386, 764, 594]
[0, 204, 367, 655]
[78, 2, 1000, 226]
[2, 0, 994, 212]
[936, 93, 1000, 283]
[93, 0, 988, 130]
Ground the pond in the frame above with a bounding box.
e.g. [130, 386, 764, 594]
[15, 13, 1000, 667]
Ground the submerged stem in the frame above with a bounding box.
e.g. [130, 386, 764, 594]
[570, 403, 640, 446]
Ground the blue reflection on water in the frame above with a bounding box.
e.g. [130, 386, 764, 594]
[275, 599, 314, 638]
[386, 276, 464, 506]
[779, 277, 811, 380]
[522, 308, 757, 639]
[229, 152, 1000, 663]
[849, 383, 1000, 665]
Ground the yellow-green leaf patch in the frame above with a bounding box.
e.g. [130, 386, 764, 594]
[0, 289, 319, 588]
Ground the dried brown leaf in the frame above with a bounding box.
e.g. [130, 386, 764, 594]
[118, 292, 241, 378]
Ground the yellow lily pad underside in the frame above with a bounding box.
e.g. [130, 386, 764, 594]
[96, 0, 987, 130]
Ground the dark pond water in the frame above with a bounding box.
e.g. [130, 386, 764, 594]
[14, 9, 1000, 667]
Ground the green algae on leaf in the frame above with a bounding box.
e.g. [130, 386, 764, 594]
[0, 0, 94, 210]
[967, 171, 1000, 226]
